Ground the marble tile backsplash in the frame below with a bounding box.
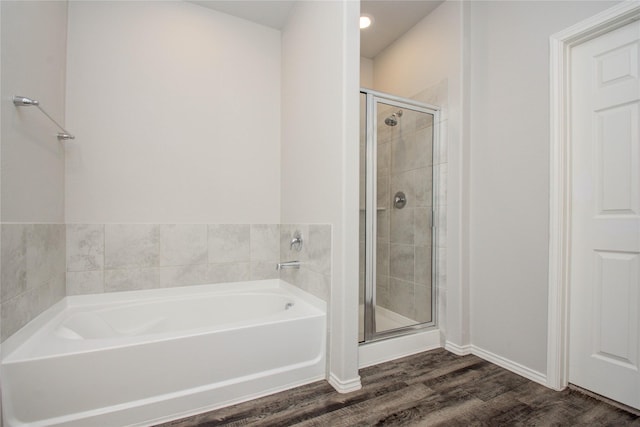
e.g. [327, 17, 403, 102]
[66, 224, 282, 296]
[1, 224, 66, 341]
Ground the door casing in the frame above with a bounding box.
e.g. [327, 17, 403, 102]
[547, 1, 640, 391]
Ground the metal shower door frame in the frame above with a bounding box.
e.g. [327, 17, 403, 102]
[361, 88, 440, 343]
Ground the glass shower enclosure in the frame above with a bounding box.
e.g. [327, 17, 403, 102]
[359, 89, 438, 343]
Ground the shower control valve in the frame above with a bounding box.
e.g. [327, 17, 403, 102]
[290, 230, 303, 251]
[394, 191, 407, 209]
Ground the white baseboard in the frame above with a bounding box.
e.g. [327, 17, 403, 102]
[470, 345, 547, 386]
[358, 337, 547, 390]
[328, 373, 362, 394]
[444, 341, 472, 356]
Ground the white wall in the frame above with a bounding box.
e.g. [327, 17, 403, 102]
[373, 1, 461, 98]
[371, 0, 468, 348]
[65, 1, 281, 224]
[281, 0, 361, 390]
[0, 1, 68, 346]
[1, 1, 67, 223]
[469, 0, 620, 375]
[360, 57, 373, 88]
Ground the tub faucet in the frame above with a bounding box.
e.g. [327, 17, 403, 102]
[276, 260, 301, 270]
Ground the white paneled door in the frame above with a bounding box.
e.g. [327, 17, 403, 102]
[569, 18, 640, 409]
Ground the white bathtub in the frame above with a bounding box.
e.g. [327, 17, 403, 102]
[1, 280, 326, 427]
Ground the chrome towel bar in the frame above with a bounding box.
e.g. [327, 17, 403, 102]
[13, 96, 75, 141]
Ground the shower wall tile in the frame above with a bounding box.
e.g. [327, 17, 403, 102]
[282, 267, 330, 302]
[415, 167, 433, 207]
[391, 133, 432, 174]
[415, 126, 433, 167]
[250, 261, 279, 280]
[435, 163, 448, 207]
[67, 270, 104, 295]
[104, 268, 160, 293]
[279, 224, 332, 302]
[377, 174, 390, 209]
[415, 284, 433, 323]
[401, 111, 417, 131]
[377, 210, 390, 241]
[377, 142, 391, 177]
[376, 274, 390, 308]
[414, 208, 432, 247]
[27, 225, 65, 293]
[388, 277, 415, 320]
[389, 244, 414, 283]
[391, 169, 416, 206]
[391, 134, 419, 173]
[308, 225, 331, 276]
[416, 111, 434, 130]
[2, 290, 31, 342]
[208, 262, 251, 284]
[159, 264, 208, 288]
[377, 114, 392, 142]
[250, 224, 280, 261]
[208, 224, 250, 263]
[300, 268, 330, 302]
[63, 223, 328, 298]
[1, 224, 27, 301]
[1, 224, 66, 342]
[67, 224, 104, 272]
[160, 224, 207, 267]
[105, 224, 160, 269]
[415, 246, 432, 286]
[280, 223, 309, 263]
[376, 240, 389, 277]
[390, 208, 414, 244]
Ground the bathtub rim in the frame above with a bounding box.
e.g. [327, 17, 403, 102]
[1, 279, 326, 362]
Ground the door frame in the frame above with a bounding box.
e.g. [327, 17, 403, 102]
[547, 1, 640, 391]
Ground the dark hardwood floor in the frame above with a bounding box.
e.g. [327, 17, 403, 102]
[158, 348, 640, 426]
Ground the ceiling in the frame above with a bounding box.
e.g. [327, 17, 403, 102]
[189, 1, 295, 29]
[190, 0, 444, 59]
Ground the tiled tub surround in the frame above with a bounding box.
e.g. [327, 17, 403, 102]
[1, 224, 66, 341]
[66, 224, 331, 302]
[279, 224, 332, 302]
[66, 224, 280, 295]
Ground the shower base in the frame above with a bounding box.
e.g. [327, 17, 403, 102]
[358, 304, 417, 342]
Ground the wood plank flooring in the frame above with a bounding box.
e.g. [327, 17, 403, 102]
[157, 348, 640, 426]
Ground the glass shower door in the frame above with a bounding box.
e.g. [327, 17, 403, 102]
[359, 90, 438, 343]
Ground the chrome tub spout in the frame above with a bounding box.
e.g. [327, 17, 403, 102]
[276, 261, 301, 270]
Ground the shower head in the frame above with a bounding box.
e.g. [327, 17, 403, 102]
[384, 110, 403, 127]
[385, 115, 398, 127]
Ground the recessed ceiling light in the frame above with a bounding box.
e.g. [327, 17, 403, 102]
[360, 15, 373, 29]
